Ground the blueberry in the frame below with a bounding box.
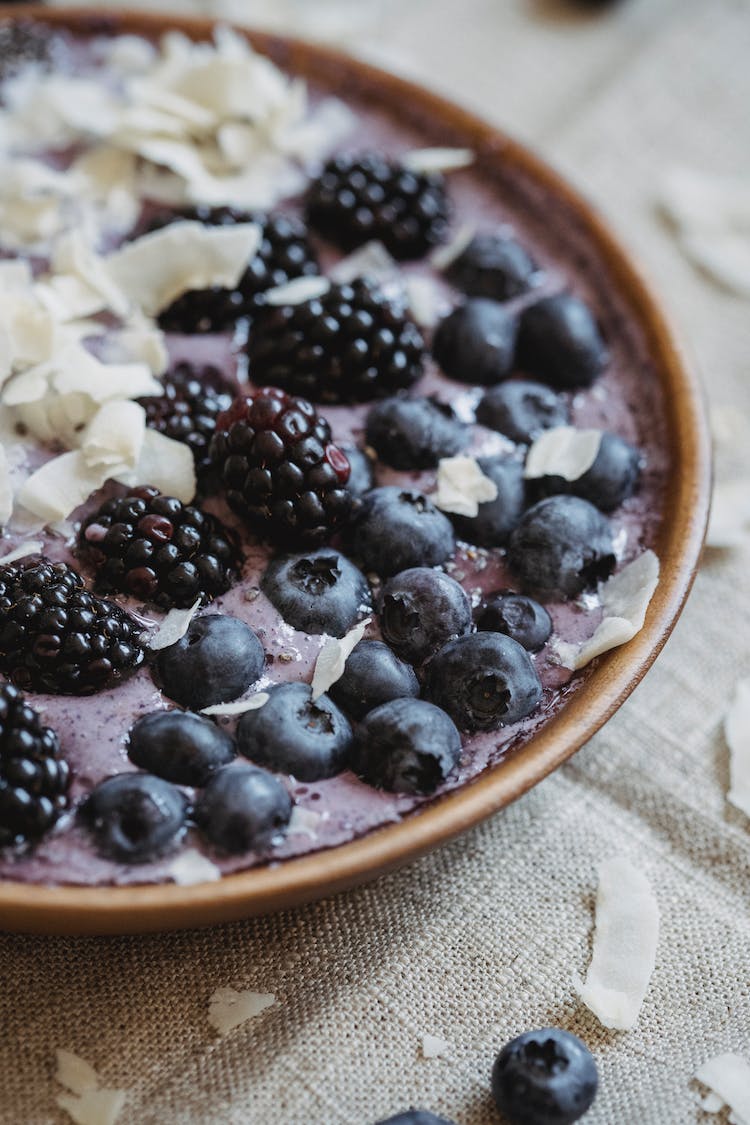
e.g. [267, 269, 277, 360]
[476, 592, 552, 653]
[379, 567, 471, 665]
[433, 298, 517, 385]
[194, 763, 292, 853]
[237, 682, 352, 781]
[446, 231, 538, 301]
[491, 1028, 598, 1125]
[79, 772, 188, 863]
[328, 639, 419, 720]
[450, 455, 526, 548]
[156, 615, 265, 710]
[352, 487, 455, 577]
[374, 1112, 457, 1125]
[516, 294, 608, 389]
[127, 710, 236, 787]
[365, 396, 467, 470]
[353, 699, 461, 794]
[342, 446, 375, 499]
[425, 632, 542, 731]
[262, 549, 371, 637]
[507, 496, 615, 600]
[530, 431, 641, 513]
[476, 380, 569, 444]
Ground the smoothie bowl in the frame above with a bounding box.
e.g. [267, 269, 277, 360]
[0, 8, 709, 934]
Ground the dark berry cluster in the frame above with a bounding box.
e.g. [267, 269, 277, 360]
[138, 361, 233, 478]
[0, 684, 70, 847]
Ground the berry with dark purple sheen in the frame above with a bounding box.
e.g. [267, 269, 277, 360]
[328, 639, 419, 721]
[262, 548, 371, 638]
[210, 387, 353, 546]
[476, 380, 569, 444]
[0, 559, 145, 696]
[237, 683, 352, 782]
[433, 298, 517, 386]
[374, 1113, 457, 1125]
[306, 152, 451, 260]
[341, 446, 375, 500]
[157, 615, 265, 711]
[425, 632, 542, 732]
[79, 772, 189, 864]
[0, 684, 70, 847]
[195, 763, 292, 854]
[476, 592, 552, 653]
[379, 567, 471, 665]
[79, 486, 237, 609]
[446, 231, 538, 301]
[529, 431, 641, 513]
[351, 487, 455, 577]
[516, 294, 608, 389]
[491, 1028, 598, 1125]
[352, 699, 461, 795]
[127, 710, 236, 787]
[507, 496, 615, 600]
[365, 396, 467, 470]
[138, 361, 233, 478]
[0, 20, 53, 82]
[246, 280, 424, 404]
[450, 455, 526, 548]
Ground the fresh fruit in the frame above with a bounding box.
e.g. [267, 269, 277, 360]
[491, 1028, 598, 1125]
[449, 455, 526, 547]
[351, 487, 455, 577]
[262, 548, 371, 638]
[156, 615, 265, 710]
[476, 379, 569, 444]
[529, 431, 641, 512]
[0, 684, 70, 847]
[507, 496, 615, 599]
[209, 387, 353, 546]
[446, 231, 538, 301]
[127, 710, 236, 787]
[79, 772, 189, 863]
[379, 567, 472, 665]
[476, 592, 552, 653]
[516, 294, 608, 389]
[306, 152, 450, 259]
[79, 486, 237, 609]
[236, 683, 352, 781]
[137, 361, 233, 478]
[374, 1113, 457, 1125]
[365, 396, 467, 470]
[246, 279, 424, 404]
[432, 298, 517, 385]
[352, 699, 461, 795]
[341, 446, 375, 500]
[425, 632, 542, 731]
[195, 763, 292, 853]
[328, 639, 419, 721]
[0, 559, 145, 696]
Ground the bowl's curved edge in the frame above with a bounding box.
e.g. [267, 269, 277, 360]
[0, 5, 712, 935]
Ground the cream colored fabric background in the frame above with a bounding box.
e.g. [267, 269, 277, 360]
[4, 1, 750, 1122]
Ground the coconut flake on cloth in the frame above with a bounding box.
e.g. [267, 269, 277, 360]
[208, 988, 277, 1036]
[694, 1053, 750, 1123]
[54, 1049, 126, 1125]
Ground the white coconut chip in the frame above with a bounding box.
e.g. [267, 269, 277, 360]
[0, 540, 43, 566]
[264, 275, 331, 307]
[328, 241, 397, 285]
[524, 427, 602, 482]
[208, 987, 276, 1037]
[311, 618, 371, 701]
[168, 849, 222, 886]
[724, 676, 750, 820]
[17, 451, 113, 525]
[0, 445, 12, 527]
[55, 1049, 126, 1125]
[81, 401, 146, 473]
[434, 454, 498, 518]
[146, 598, 202, 652]
[706, 479, 750, 548]
[695, 1054, 750, 1124]
[701, 1091, 726, 1114]
[288, 806, 323, 838]
[116, 428, 196, 504]
[56, 1050, 99, 1097]
[421, 1033, 451, 1059]
[578, 856, 659, 1031]
[430, 222, 476, 272]
[404, 274, 443, 329]
[401, 147, 474, 175]
[200, 693, 270, 717]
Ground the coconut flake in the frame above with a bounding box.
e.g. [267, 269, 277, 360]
[55, 1050, 126, 1125]
[701, 1091, 725, 1113]
[0, 540, 43, 566]
[421, 1033, 451, 1059]
[288, 806, 322, 838]
[311, 618, 371, 701]
[116, 428, 196, 504]
[578, 856, 659, 1031]
[17, 451, 112, 525]
[434, 454, 498, 518]
[724, 677, 750, 819]
[524, 427, 602, 482]
[0, 445, 12, 527]
[401, 147, 474, 174]
[208, 987, 276, 1036]
[328, 241, 397, 285]
[81, 401, 146, 473]
[200, 693, 270, 717]
[706, 479, 750, 548]
[430, 222, 476, 272]
[404, 275, 443, 328]
[695, 1054, 750, 1124]
[263, 275, 331, 307]
[168, 849, 222, 886]
[146, 599, 202, 652]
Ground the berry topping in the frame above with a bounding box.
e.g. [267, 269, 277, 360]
[237, 683, 352, 781]
[425, 632, 542, 732]
[156, 614, 265, 711]
[507, 496, 616, 600]
[491, 1028, 598, 1125]
[127, 710, 236, 787]
[379, 567, 472, 666]
[195, 763, 292, 854]
[476, 380, 570, 444]
[0, 684, 70, 848]
[0, 559, 145, 696]
[351, 487, 455, 577]
[352, 699, 461, 795]
[328, 639, 419, 721]
[446, 231, 538, 301]
[137, 361, 233, 479]
[517, 294, 608, 389]
[448, 455, 526, 548]
[79, 773, 189, 864]
[365, 396, 467, 470]
[476, 591, 552, 653]
[306, 152, 451, 259]
[210, 387, 353, 545]
[433, 298, 518, 385]
[79, 486, 237, 609]
[262, 548, 371, 637]
[529, 431, 641, 513]
[246, 280, 424, 404]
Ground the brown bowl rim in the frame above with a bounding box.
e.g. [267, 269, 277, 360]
[0, 5, 711, 935]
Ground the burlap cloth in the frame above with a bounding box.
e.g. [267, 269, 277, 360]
[3, 1, 750, 1122]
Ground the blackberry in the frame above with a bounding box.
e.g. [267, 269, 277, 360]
[0, 559, 145, 695]
[79, 486, 237, 609]
[306, 152, 451, 259]
[247, 279, 424, 404]
[0, 684, 70, 847]
[137, 360, 233, 478]
[210, 387, 353, 546]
